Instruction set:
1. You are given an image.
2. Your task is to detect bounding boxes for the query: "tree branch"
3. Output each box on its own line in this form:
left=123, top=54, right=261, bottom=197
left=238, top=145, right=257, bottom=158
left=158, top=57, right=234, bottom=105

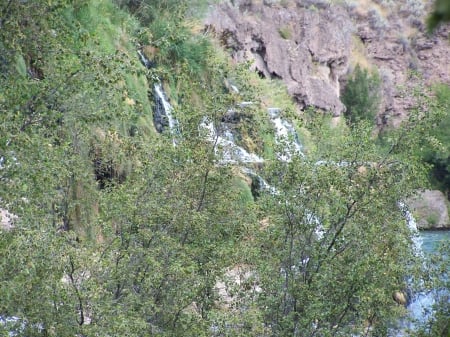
left=68, top=255, right=84, bottom=326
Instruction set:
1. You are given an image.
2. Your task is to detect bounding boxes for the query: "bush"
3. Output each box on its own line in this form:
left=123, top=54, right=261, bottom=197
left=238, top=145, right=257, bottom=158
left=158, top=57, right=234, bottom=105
left=342, top=64, right=381, bottom=125
left=421, top=84, right=450, bottom=197
left=116, top=0, right=212, bottom=76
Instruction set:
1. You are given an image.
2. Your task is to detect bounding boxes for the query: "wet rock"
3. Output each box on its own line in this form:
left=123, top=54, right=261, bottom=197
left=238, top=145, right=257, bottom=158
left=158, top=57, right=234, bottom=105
left=393, top=291, right=408, bottom=306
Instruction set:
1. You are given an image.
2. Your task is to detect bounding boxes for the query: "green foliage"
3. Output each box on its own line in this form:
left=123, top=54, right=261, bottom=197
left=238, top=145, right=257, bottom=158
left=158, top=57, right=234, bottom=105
left=428, top=0, right=450, bottom=32
left=418, top=84, right=450, bottom=195
left=251, top=115, right=430, bottom=336
left=342, top=64, right=381, bottom=125
left=0, top=0, right=439, bottom=336
left=416, top=241, right=450, bottom=337
left=278, top=26, right=292, bottom=39
left=117, top=0, right=213, bottom=77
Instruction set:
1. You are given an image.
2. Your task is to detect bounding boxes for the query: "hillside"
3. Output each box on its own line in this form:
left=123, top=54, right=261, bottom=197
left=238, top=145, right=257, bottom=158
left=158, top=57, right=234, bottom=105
left=0, top=1, right=449, bottom=336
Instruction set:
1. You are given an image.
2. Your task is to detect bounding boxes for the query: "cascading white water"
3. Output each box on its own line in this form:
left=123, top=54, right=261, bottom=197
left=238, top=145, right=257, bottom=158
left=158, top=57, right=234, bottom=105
left=137, top=50, right=434, bottom=333
left=137, top=49, right=180, bottom=144
left=137, top=50, right=153, bottom=69
left=268, top=108, right=304, bottom=161
left=154, top=83, right=178, bottom=134
left=240, top=167, right=279, bottom=195
left=199, top=118, right=264, bottom=164
left=399, top=201, right=423, bottom=256
left=388, top=203, right=438, bottom=336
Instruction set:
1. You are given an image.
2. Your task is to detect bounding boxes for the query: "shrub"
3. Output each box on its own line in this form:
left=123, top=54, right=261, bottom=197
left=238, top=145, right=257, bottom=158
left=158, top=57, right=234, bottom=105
left=342, top=64, right=381, bottom=125
left=421, top=84, right=450, bottom=197
left=278, top=26, right=292, bottom=39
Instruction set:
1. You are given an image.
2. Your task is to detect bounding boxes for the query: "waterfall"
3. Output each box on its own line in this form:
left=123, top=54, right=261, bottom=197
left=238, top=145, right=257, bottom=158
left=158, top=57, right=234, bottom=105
left=137, top=49, right=180, bottom=142
left=398, top=201, right=423, bottom=256
left=241, top=167, right=279, bottom=195
left=199, top=118, right=264, bottom=164
left=268, top=108, right=304, bottom=161
left=390, top=202, right=436, bottom=336
left=137, top=49, right=154, bottom=69
left=153, top=83, right=180, bottom=141
left=137, top=48, right=431, bottom=333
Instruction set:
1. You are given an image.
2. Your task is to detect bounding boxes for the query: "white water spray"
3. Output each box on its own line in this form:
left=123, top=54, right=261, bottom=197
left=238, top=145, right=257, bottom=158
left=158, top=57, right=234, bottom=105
left=268, top=108, right=304, bottom=161
left=199, top=118, right=264, bottom=164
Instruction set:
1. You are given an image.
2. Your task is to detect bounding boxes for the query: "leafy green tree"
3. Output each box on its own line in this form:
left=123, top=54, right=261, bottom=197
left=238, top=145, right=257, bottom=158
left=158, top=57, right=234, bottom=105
left=419, top=84, right=450, bottom=197
left=342, top=65, right=381, bottom=125
left=0, top=1, right=439, bottom=336
left=428, top=0, right=450, bottom=32
left=416, top=241, right=450, bottom=337
left=247, top=114, right=431, bottom=336
left=0, top=1, right=254, bottom=336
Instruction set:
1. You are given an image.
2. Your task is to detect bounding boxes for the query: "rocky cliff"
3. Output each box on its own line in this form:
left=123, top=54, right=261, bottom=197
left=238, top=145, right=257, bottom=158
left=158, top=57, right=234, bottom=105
left=348, top=0, right=450, bottom=127
left=205, top=0, right=450, bottom=126
left=205, top=0, right=352, bottom=116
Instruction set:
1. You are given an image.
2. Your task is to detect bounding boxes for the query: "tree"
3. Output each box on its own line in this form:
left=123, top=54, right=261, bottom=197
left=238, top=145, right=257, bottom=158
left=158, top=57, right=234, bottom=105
left=246, top=114, right=431, bottom=336
left=419, top=84, right=450, bottom=198
left=342, top=65, right=381, bottom=126
left=0, top=0, right=437, bottom=336
left=0, top=1, right=254, bottom=336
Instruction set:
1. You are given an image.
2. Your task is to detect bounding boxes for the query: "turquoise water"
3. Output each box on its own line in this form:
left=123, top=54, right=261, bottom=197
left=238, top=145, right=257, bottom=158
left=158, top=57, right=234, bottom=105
left=419, top=230, right=450, bottom=254
left=396, top=230, right=450, bottom=335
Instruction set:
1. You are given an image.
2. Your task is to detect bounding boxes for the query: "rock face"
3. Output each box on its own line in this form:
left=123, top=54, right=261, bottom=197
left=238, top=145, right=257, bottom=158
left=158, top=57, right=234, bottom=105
left=408, top=190, right=450, bottom=229
left=205, top=1, right=353, bottom=116
left=348, top=1, right=450, bottom=128
left=205, top=1, right=450, bottom=126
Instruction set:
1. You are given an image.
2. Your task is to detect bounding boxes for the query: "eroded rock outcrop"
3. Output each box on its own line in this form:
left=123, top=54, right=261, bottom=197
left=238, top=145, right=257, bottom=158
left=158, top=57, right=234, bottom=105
left=205, top=0, right=450, bottom=126
left=408, top=189, right=450, bottom=229
left=205, top=1, right=353, bottom=116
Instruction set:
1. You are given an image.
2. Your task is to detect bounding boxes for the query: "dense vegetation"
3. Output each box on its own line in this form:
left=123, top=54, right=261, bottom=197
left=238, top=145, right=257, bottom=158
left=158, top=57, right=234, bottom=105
left=342, top=64, right=381, bottom=126
left=0, top=0, right=449, bottom=336
left=421, top=84, right=450, bottom=197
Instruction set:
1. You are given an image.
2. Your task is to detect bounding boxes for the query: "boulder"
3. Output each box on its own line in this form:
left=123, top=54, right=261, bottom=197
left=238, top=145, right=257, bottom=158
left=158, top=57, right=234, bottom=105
left=1, top=208, right=16, bottom=230
left=393, top=291, right=408, bottom=306
left=408, top=190, right=450, bottom=229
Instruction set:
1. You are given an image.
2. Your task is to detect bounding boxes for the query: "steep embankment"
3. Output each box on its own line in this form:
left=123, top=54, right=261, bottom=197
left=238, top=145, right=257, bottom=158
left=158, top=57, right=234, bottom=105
left=1, top=1, right=448, bottom=336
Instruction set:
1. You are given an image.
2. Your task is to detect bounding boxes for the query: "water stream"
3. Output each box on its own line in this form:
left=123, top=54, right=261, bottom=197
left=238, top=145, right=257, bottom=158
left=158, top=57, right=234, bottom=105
left=153, top=83, right=179, bottom=141
left=268, top=107, right=304, bottom=161
left=391, top=230, right=450, bottom=336
left=69, top=50, right=450, bottom=333
left=137, top=49, right=179, bottom=144
left=199, top=118, right=264, bottom=164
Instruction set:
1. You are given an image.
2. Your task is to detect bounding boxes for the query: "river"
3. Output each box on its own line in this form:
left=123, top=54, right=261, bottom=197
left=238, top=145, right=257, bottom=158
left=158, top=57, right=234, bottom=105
left=420, top=230, right=450, bottom=254
left=394, top=230, right=450, bottom=336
